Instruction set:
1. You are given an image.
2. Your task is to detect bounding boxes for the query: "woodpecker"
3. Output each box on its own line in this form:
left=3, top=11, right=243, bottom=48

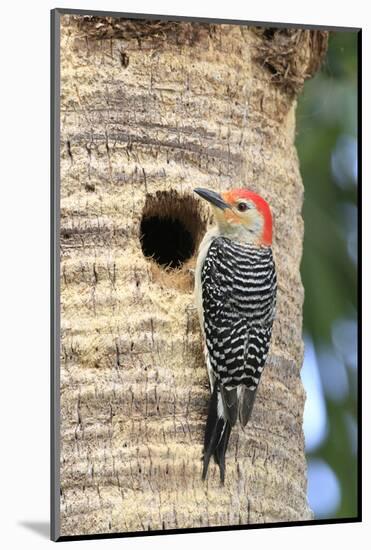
left=194, top=187, right=277, bottom=483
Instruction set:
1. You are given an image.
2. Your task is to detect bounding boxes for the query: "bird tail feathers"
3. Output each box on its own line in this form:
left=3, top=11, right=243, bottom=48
left=238, top=385, right=257, bottom=427
left=202, top=383, right=232, bottom=484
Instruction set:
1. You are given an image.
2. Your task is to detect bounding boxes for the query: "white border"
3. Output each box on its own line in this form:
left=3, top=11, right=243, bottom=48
left=1, top=1, right=367, bottom=548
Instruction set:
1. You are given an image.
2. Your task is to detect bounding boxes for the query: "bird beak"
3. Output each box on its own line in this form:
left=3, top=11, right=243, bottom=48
left=194, top=188, right=230, bottom=210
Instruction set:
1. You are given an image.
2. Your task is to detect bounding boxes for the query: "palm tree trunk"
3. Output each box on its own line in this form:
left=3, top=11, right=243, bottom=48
left=57, top=13, right=327, bottom=537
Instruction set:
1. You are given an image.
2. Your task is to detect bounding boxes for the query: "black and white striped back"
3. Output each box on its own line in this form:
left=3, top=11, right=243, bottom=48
left=201, top=236, right=277, bottom=391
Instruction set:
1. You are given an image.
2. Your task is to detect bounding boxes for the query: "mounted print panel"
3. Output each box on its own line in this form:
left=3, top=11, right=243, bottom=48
left=51, top=8, right=360, bottom=542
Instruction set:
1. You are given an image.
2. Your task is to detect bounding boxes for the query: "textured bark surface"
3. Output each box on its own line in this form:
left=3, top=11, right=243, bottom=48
left=59, top=15, right=327, bottom=537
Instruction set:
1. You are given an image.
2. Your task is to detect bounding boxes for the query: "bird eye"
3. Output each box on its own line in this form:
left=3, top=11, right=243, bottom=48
left=237, top=202, right=248, bottom=212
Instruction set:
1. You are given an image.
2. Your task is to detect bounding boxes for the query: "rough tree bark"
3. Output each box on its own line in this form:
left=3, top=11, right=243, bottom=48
left=58, top=14, right=328, bottom=537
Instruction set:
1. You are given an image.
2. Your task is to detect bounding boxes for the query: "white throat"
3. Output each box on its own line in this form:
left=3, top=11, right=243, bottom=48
left=217, top=221, right=262, bottom=245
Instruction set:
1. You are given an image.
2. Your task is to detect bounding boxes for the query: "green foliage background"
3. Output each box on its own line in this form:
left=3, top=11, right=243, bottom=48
left=296, top=31, right=358, bottom=518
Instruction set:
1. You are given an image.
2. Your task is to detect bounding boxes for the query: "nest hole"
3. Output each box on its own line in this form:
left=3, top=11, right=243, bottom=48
left=140, top=190, right=207, bottom=270
left=141, top=216, right=193, bottom=268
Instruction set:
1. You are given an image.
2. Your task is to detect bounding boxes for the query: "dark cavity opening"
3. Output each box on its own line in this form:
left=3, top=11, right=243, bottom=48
left=139, top=190, right=207, bottom=270
left=140, top=216, right=194, bottom=268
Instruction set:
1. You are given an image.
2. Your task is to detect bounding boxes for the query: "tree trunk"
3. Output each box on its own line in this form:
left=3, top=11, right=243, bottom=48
left=58, top=14, right=327, bottom=537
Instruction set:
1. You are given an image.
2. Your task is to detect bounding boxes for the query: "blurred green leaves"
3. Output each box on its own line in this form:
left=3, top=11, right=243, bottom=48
left=296, top=30, right=358, bottom=519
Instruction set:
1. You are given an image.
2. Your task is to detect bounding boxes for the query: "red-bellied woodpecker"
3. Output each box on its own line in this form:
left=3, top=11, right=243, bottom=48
left=194, top=188, right=277, bottom=483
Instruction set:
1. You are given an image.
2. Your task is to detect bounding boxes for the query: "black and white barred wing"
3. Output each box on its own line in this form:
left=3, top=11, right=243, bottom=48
left=201, top=237, right=277, bottom=425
